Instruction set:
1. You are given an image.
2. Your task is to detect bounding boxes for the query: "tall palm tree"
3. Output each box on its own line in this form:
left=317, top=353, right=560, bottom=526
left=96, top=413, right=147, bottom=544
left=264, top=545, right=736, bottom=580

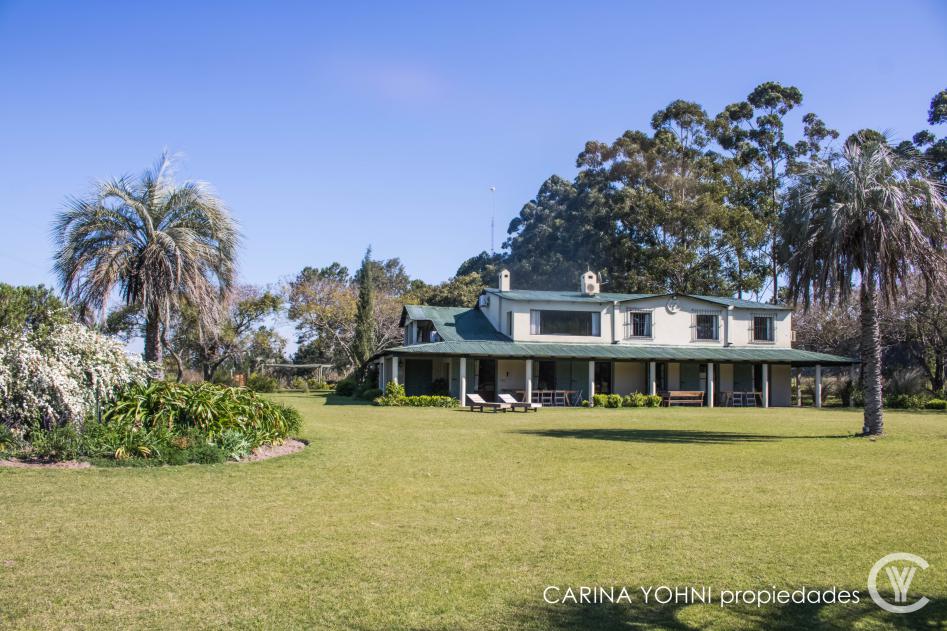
left=785, top=133, right=947, bottom=435
left=53, top=153, right=239, bottom=364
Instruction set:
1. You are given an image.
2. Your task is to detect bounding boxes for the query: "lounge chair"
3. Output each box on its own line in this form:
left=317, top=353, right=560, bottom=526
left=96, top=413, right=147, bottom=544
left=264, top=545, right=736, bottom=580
left=466, top=393, right=510, bottom=413
left=498, top=393, right=542, bottom=412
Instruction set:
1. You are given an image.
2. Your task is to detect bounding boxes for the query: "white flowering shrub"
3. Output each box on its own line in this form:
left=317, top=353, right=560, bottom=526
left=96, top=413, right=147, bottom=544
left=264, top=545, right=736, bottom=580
left=0, top=323, right=151, bottom=431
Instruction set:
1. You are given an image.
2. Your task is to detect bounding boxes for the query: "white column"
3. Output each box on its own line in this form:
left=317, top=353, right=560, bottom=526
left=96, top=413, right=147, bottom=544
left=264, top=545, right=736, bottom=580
left=849, top=364, right=856, bottom=408
left=525, top=359, right=533, bottom=403
left=389, top=356, right=399, bottom=386
left=762, top=363, right=769, bottom=408
left=377, top=360, right=383, bottom=389
left=611, top=301, right=620, bottom=343
left=648, top=361, right=657, bottom=395
left=459, top=357, right=467, bottom=405
left=707, top=362, right=715, bottom=408
left=588, top=360, right=596, bottom=405
left=796, top=367, right=802, bottom=407
left=815, top=364, right=822, bottom=409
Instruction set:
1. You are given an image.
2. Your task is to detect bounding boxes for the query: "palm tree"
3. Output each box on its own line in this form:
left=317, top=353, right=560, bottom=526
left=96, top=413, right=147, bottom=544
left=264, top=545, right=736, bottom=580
left=785, top=133, right=947, bottom=435
left=53, top=152, right=239, bottom=365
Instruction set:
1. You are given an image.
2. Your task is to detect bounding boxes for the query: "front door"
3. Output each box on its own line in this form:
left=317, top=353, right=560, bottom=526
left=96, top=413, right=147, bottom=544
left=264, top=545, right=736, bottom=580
left=476, top=359, right=497, bottom=402
left=404, top=359, right=433, bottom=396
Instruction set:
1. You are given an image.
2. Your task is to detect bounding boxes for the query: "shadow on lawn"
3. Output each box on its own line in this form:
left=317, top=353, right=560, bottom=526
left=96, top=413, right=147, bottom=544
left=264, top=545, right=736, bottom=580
left=512, top=428, right=850, bottom=444
left=513, top=592, right=945, bottom=630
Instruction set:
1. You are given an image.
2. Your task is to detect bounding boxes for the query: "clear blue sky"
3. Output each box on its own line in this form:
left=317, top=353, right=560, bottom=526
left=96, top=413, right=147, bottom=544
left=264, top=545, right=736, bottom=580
left=2, top=0, right=946, bottom=291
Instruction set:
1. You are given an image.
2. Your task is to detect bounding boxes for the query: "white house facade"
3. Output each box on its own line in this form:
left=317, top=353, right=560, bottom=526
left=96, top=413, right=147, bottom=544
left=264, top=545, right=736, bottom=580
left=376, top=270, right=855, bottom=408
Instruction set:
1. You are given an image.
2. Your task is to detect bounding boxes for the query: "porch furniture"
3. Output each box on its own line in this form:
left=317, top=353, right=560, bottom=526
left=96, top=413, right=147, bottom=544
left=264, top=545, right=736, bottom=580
left=498, top=393, right=542, bottom=412
left=661, top=391, right=705, bottom=407
left=466, top=393, right=509, bottom=413
left=514, top=389, right=579, bottom=407
left=720, top=391, right=763, bottom=407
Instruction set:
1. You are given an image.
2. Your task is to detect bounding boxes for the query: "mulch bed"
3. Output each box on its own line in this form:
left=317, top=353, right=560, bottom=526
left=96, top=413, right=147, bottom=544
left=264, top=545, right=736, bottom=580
left=0, top=438, right=307, bottom=469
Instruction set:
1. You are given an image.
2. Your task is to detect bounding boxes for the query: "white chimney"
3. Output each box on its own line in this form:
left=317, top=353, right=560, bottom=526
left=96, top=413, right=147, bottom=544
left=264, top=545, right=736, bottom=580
left=580, top=271, right=600, bottom=295
left=498, top=269, right=511, bottom=292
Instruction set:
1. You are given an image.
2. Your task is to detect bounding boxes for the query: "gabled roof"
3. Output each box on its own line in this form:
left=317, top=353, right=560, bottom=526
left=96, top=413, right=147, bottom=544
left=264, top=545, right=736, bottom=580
left=482, top=288, right=789, bottom=310
left=381, top=340, right=854, bottom=366
left=400, top=305, right=510, bottom=342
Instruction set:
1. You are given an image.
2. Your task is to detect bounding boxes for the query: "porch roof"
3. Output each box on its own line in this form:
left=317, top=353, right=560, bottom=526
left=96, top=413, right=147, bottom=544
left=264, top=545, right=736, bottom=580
left=380, top=340, right=855, bottom=366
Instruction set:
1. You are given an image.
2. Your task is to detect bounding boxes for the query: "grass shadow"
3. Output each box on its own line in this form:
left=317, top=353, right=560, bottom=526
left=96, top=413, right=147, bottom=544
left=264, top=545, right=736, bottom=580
left=512, top=428, right=851, bottom=444
left=513, top=589, right=945, bottom=630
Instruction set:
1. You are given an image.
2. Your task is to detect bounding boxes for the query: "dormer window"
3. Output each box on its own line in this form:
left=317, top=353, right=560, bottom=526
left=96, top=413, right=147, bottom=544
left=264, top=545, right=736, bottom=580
left=694, top=313, right=719, bottom=341
left=624, top=310, right=652, bottom=338
left=530, top=310, right=601, bottom=336
left=752, top=315, right=775, bottom=342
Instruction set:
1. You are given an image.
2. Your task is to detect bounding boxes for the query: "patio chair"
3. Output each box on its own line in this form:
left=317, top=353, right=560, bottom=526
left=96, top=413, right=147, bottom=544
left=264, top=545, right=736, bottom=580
left=466, top=393, right=510, bottom=413
left=498, top=393, right=542, bottom=412
left=553, top=390, right=567, bottom=407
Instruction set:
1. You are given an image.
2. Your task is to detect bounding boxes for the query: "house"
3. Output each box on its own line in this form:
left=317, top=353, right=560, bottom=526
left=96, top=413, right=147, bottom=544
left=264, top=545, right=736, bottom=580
left=375, top=270, right=855, bottom=407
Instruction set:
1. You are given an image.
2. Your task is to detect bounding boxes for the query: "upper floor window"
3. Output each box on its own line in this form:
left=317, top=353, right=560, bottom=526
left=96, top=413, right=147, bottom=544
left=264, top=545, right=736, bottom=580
left=529, top=309, right=601, bottom=336
left=625, top=311, right=652, bottom=338
left=752, top=315, right=774, bottom=342
left=694, top=314, right=719, bottom=341
left=506, top=311, right=514, bottom=336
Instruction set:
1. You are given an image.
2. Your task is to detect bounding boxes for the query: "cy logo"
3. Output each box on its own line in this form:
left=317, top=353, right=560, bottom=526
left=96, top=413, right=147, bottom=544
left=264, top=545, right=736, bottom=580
left=868, top=553, right=930, bottom=614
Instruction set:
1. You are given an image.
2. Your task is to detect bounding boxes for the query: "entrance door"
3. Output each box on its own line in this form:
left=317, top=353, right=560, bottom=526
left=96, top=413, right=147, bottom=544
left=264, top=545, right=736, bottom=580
left=404, top=359, right=433, bottom=396
left=594, top=361, right=612, bottom=395
left=476, top=359, right=497, bottom=401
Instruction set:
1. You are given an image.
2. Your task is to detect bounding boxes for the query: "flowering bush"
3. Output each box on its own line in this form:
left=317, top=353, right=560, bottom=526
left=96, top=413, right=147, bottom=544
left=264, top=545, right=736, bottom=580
left=0, top=323, right=150, bottom=431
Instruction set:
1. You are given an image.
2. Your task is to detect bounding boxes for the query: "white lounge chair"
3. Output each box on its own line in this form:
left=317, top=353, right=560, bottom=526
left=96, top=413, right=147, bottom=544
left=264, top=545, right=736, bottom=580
left=466, top=393, right=510, bottom=413
left=498, top=393, right=542, bottom=412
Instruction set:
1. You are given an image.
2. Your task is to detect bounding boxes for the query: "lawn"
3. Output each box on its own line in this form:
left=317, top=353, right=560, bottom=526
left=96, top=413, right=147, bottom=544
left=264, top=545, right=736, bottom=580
left=1, top=395, right=945, bottom=630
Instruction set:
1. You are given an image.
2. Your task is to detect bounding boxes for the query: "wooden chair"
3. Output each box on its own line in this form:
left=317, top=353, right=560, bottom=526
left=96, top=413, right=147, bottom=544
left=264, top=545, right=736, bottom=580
left=498, top=393, right=542, bottom=412
left=553, top=390, right=567, bottom=407
left=466, top=393, right=509, bottom=413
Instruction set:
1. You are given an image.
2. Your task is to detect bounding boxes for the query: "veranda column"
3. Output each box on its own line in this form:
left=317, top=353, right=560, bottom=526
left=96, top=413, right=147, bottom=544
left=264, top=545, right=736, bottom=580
left=815, top=364, right=822, bottom=409
left=389, top=356, right=399, bottom=387
left=849, top=363, right=856, bottom=408
left=762, top=363, right=769, bottom=408
left=377, top=360, right=383, bottom=389
left=525, top=359, right=533, bottom=404
left=707, top=362, right=715, bottom=408
left=796, top=367, right=802, bottom=407
left=459, top=357, right=467, bottom=405
left=648, top=361, right=657, bottom=396
left=588, top=360, right=596, bottom=406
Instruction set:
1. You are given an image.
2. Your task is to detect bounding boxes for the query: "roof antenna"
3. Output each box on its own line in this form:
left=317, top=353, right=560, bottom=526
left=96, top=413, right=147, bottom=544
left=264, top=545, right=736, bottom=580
left=489, top=186, right=498, bottom=253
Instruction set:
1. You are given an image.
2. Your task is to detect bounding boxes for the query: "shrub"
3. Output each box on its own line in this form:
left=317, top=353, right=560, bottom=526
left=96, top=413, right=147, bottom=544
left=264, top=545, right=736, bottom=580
left=358, top=387, right=382, bottom=401
left=924, top=398, right=947, bottom=410
left=98, top=382, right=301, bottom=461
left=290, top=376, right=309, bottom=392
left=605, top=393, right=622, bottom=408
left=246, top=373, right=278, bottom=393
left=645, top=394, right=662, bottom=407
left=884, top=393, right=929, bottom=410
left=592, top=393, right=609, bottom=408
left=307, top=378, right=328, bottom=391
left=374, top=394, right=457, bottom=408
left=335, top=378, right=358, bottom=397
left=581, top=400, right=590, bottom=407
left=23, top=424, right=85, bottom=461
left=431, top=378, right=450, bottom=396
left=0, top=322, right=150, bottom=432
left=210, top=369, right=236, bottom=387
left=622, top=392, right=647, bottom=408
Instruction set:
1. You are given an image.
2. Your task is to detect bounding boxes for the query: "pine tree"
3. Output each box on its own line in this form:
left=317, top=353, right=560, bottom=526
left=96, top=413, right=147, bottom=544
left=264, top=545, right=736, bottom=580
left=352, top=247, right=375, bottom=381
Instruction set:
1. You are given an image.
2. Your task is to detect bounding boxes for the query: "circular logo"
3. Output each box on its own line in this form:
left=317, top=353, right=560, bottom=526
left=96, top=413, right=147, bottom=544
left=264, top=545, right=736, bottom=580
left=666, top=297, right=680, bottom=314
left=868, top=552, right=930, bottom=614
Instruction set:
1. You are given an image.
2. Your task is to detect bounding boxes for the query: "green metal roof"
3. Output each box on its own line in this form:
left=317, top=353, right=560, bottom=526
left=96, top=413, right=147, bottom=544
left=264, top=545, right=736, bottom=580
left=382, top=340, right=854, bottom=366
left=401, top=305, right=510, bottom=342
left=482, top=288, right=789, bottom=310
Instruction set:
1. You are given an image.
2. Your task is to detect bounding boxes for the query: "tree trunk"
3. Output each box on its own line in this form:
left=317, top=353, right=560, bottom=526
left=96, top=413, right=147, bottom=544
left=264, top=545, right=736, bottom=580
left=860, top=279, right=884, bottom=435
left=144, top=306, right=163, bottom=364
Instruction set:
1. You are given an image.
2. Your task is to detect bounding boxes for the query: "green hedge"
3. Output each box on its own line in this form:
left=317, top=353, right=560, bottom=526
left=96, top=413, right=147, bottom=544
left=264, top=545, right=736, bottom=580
left=590, top=392, right=662, bottom=408
left=373, top=382, right=457, bottom=407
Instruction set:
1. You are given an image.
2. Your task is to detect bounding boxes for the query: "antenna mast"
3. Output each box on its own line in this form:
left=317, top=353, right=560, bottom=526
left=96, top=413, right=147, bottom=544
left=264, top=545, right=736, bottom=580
left=489, top=186, right=496, bottom=253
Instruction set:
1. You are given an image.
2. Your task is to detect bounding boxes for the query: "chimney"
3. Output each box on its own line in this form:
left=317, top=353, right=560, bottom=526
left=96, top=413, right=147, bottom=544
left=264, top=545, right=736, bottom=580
left=580, top=270, right=600, bottom=295
left=498, top=269, right=511, bottom=292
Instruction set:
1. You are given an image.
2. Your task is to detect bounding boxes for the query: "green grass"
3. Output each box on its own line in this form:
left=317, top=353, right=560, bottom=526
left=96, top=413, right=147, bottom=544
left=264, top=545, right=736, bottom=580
left=1, top=394, right=945, bottom=630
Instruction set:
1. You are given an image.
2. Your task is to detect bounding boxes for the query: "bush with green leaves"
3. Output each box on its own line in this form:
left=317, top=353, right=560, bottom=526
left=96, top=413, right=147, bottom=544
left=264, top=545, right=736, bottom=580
left=307, top=378, right=329, bottom=391
left=334, top=378, right=358, bottom=397
left=622, top=392, right=647, bottom=407
left=592, top=393, right=609, bottom=408
left=884, top=393, right=930, bottom=410
left=924, top=398, right=947, bottom=410
left=246, top=373, right=278, bottom=393
left=358, top=387, right=383, bottom=401
left=290, top=376, right=309, bottom=392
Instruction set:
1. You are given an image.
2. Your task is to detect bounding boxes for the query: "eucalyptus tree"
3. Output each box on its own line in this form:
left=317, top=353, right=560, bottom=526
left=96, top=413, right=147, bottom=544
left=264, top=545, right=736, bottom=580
left=785, top=133, right=947, bottom=435
left=714, top=82, right=838, bottom=301
left=53, top=152, right=239, bottom=364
